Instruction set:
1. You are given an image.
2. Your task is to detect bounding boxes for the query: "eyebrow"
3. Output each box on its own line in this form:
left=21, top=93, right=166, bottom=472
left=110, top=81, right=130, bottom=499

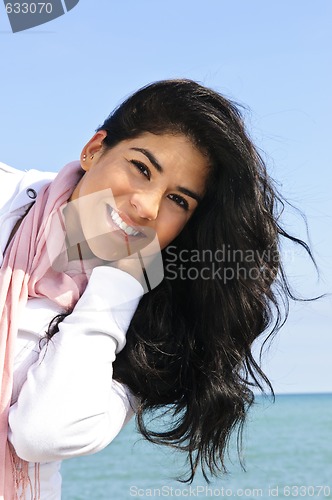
left=177, top=186, right=202, bottom=203
left=130, top=147, right=203, bottom=203
left=130, top=147, right=163, bottom=173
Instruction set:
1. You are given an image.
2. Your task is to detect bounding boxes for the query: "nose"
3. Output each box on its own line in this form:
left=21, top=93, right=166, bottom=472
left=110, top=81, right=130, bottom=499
left=130, top=190, right=162, bottom=221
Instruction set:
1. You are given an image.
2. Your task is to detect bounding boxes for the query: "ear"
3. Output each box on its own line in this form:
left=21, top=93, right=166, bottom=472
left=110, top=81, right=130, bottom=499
left=80, top=130, right=108, bottom=171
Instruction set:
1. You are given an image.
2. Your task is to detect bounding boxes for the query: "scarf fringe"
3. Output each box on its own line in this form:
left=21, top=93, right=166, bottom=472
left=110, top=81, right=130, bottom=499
left=9, top=443, right=40, bottom=500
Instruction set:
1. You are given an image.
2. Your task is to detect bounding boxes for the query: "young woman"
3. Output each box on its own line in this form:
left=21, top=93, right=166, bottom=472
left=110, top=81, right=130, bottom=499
left=0, top=79, right=314, bottom=499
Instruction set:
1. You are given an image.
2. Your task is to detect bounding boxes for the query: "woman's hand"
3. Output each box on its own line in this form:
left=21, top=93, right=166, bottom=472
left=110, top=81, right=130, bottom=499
left=106, top=236, right=164, bottom=294
left=111, top=252, right=148, bottom=286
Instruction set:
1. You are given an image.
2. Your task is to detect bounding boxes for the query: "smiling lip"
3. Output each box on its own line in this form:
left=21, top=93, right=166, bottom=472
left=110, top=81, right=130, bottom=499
left=106, top=205, right=146, bottom=239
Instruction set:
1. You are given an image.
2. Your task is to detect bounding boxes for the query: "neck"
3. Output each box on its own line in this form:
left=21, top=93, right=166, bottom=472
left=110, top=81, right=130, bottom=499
left=62, top=202, right=95, bottom=262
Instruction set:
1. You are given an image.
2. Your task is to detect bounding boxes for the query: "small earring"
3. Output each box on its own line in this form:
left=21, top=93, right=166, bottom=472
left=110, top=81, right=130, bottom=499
left=90, top=154, right=94, bottom=160
left=82, top=154, right=87, bottom=162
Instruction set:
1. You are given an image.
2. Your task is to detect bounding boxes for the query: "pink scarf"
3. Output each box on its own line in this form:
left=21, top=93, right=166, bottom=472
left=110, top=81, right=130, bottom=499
left=0, top=161, right=86, bottom=499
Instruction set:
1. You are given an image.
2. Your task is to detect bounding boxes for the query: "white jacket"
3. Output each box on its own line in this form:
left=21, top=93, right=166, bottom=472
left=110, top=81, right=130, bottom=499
left=0, top=161, right=57, bottom=267
left=0, top=162, right=143, bottom=499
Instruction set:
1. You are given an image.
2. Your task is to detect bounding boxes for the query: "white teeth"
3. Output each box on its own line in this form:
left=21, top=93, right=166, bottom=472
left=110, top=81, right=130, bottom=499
left=109, top=207, right=140, bottom=236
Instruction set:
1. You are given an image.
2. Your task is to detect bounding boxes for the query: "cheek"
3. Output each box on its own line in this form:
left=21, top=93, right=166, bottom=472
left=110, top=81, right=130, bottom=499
left=80, top=163, right=127, bottom=198
left=157, top=216, right=189, bottom=249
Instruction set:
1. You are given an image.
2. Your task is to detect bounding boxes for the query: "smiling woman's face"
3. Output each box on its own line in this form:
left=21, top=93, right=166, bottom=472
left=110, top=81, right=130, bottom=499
left=69, top=130, right=209, bottom=261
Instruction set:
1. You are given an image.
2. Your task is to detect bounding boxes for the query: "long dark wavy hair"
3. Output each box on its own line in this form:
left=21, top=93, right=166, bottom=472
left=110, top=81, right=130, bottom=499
left=48, top=79, right=316, bottom=482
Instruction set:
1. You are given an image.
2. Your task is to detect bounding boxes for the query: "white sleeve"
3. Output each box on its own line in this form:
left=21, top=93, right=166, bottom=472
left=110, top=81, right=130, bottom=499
left=8, top=266, right=144, bottom=463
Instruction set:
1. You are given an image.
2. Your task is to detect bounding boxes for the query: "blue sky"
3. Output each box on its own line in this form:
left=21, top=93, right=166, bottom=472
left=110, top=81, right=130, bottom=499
left=0, top=0, right=331, bottom=394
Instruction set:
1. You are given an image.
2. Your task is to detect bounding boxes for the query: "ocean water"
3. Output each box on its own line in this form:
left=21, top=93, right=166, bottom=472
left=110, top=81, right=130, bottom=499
left=61, top=393, right=332, bottom=499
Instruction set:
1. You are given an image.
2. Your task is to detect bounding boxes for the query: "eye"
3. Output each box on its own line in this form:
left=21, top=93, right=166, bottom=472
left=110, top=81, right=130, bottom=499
left=130, top=160, right=151, bottom=180
left=168, top=193, right=189, bottom=211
